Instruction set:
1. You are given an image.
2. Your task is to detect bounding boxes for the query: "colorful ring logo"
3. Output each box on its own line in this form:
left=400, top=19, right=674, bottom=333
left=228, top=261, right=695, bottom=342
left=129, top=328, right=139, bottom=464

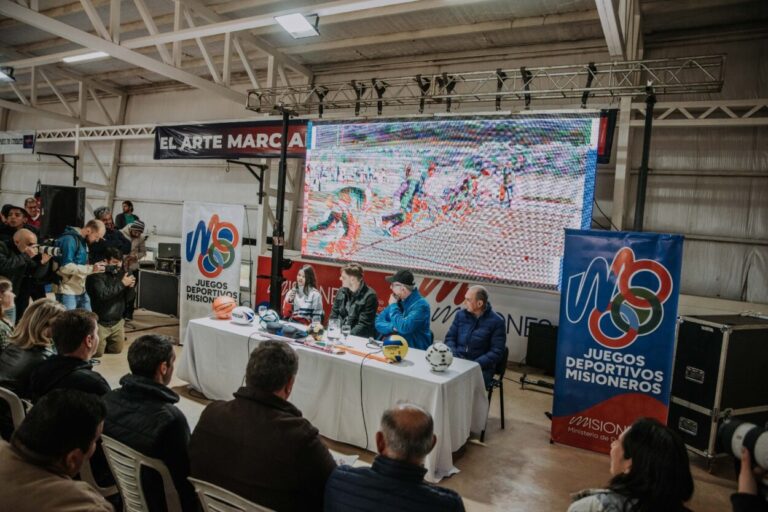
left=198, top=215, right=239, bottom=278
left=589, top=247, right=672, bottom=349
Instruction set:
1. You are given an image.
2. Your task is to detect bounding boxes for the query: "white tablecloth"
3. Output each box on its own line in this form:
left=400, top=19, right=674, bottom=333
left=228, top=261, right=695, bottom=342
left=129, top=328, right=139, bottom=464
left=177, top=317, right=489, bottom=482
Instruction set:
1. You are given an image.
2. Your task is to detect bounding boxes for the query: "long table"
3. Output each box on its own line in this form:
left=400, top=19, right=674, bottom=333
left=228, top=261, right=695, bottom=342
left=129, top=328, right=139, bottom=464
left=177, top=317, right=489, bottom=482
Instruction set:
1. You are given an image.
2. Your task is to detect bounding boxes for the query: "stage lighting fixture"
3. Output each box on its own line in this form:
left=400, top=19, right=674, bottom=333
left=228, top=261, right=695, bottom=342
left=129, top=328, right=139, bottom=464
left=274, top=13, right=319, bottom=39
left=0, top=67, right=15, bottom=83
left=62, top=51, right=109, bottom=63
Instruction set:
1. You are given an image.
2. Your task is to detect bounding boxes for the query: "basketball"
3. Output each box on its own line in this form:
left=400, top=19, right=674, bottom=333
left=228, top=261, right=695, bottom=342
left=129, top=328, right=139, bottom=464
left=212, top=295, right=237, bottom=319
left=382, top=335, right=409, bottom=362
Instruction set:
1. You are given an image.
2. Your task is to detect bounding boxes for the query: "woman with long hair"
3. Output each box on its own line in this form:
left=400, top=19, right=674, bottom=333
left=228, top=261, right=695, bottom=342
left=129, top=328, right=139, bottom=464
left=0, top=277, right=15, bottom=352
left=568, top=417, right=694, bottom=512
left=282, top=264, right=323, bottom=323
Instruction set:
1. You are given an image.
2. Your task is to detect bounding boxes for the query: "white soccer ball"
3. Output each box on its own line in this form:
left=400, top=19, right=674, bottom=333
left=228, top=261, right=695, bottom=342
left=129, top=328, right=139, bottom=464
left=231, top=306, right=255, bottom=325
left=425, top=343, right=454, bottom=372
left=257, top=308, right=280, bottom=327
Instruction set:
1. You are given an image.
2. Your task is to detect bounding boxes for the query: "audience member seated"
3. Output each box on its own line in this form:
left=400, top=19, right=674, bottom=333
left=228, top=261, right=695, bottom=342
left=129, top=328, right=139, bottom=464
left=0, top=388, right=112, bottom=512
left=89, top=207, right=132, bottom=264
left=189, top=340, right=336, bottom=511
left=0, top=298, right=64, bottom=396
left=732, top=447, right=767, bottom=512
left=282, top=264, right=324, bottom=323
left=0, top=277, right=14, bottom=351
left=86, top=247, right=136, bottom=357
left=115, top=200, right=139, bottom=230
left=118, top=220, right=146, bottom=321
left=444, top=285, right=506, bottom=387
left=0, top=229, right=53, bottom=320
left=23, top=197, right=41, bottom=230
left=324, top=403, right=465, bottom=512
left=103, top=334, right=196, bottom=511
left=329, top=263, right=379, bottom=338
left=54, top=220, right=107, bottom=311
left=29, top=309, right=110, bottom=400
left=375, top=269, right=431, bottom=349
left=567, top=417, right=694, bottom=512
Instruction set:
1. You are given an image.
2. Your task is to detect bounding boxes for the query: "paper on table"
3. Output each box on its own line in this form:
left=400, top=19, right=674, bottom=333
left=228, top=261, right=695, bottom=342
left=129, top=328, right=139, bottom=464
left=330, top=450, right=360, bottom=467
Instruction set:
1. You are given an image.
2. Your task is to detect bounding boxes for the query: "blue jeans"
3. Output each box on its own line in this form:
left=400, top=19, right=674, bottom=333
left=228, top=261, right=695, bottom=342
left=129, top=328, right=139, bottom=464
left=56, top=293, right=92, bottom=311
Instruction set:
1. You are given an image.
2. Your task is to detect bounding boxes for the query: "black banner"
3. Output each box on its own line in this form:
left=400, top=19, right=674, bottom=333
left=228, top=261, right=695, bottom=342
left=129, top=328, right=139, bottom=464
left=154, top=120, right=308, bottom=159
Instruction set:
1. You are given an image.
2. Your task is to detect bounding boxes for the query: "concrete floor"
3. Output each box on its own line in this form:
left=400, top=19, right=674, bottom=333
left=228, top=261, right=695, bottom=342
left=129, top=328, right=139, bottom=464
left=95, top=310, right=738, bottom=512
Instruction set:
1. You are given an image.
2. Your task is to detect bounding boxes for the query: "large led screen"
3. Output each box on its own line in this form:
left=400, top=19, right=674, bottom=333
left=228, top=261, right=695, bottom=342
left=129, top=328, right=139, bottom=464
left=301, top=115, right=599, bottom=289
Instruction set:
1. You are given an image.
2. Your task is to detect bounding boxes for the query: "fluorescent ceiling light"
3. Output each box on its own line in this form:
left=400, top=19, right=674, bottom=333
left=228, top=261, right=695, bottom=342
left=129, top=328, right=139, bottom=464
left=274, top=13, right=319, bottom=39
left=62, top=51, right=109, bottom=63
left=0, top=67, right=15, bottom=83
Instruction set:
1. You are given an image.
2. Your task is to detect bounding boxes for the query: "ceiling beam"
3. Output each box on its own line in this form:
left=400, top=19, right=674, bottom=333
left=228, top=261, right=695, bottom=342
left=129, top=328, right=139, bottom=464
left=595, top=0, right=625, bottom=59
left=0, top=0, right=247, bottom=105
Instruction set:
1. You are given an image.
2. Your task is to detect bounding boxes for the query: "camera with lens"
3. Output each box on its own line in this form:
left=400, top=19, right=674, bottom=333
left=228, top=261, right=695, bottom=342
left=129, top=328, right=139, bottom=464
left=105, top=264, right=120, bottom=274
left=718, top=417, right=768, bottom=472
left=38, top=245, right=61, bottom=257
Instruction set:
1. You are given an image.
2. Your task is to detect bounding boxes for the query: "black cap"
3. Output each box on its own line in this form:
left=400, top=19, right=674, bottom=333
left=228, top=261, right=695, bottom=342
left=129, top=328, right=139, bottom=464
left=2, top=204, right=28, bottom=218
left=385, top=269, right=415, bottom=286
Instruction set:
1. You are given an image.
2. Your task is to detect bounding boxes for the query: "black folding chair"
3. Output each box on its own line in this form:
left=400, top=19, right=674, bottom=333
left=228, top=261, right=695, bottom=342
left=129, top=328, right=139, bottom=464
left=480, top=346, right=509, bottom=442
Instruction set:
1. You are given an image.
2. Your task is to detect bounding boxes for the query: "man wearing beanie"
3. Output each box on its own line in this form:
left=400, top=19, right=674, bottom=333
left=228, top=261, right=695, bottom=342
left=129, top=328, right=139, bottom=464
left=120, top=221, right=146, bottom=321
left=375, top=269, right=432, bottom=350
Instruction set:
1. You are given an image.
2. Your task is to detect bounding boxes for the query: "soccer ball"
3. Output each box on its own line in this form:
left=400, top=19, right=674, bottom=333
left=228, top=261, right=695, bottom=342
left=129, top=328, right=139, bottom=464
left=231, top=306, right=255, bottom=325
left=212, top=296, right=237, bottom=319
left=425, top=343, right=454, bottom=372
left=382, top=335, right=409, bottom=363
left=257, top=309, right=280, bottom=328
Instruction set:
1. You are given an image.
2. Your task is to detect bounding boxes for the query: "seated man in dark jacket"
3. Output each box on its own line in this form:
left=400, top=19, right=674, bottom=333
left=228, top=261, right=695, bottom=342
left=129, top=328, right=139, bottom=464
left=329, top=263, right=379, bottom=339
left=189, top=340, right=336, bottom=512
left=28, top=309, right=110, bottom=400
left=444, top=285, right=506, bottom=387
left=103, top=334, right=196, bottom=511
left=325, top=403, right=465, bottom=512
left=86, top=247, right=136, bottom=357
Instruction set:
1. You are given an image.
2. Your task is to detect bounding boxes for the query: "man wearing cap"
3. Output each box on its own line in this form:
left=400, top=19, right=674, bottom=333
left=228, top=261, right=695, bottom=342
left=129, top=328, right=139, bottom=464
left=375, top=269, right=431, bottom=350
left=0, top=205, right=38, bottom=244
left=120, top=221, right=146, bottom=321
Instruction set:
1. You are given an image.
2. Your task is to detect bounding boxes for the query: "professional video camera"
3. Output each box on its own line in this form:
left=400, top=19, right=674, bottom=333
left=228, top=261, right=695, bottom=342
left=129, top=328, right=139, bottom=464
left=719, top=417, right=768, bottom=471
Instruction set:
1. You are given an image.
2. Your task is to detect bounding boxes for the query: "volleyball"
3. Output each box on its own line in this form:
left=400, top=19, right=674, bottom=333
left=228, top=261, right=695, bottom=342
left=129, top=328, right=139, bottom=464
left=231, top=306, right=255, bottom=324
left=425, top=343, right=454, bottom=372
left=212, top=295, right=237, bottom=319
left=382, top=335, right=409, bottom=363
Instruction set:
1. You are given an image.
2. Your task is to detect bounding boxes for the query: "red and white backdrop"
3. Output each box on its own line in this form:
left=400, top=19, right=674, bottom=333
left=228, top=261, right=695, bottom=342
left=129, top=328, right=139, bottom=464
left=254, top=256, right=559, bottom=361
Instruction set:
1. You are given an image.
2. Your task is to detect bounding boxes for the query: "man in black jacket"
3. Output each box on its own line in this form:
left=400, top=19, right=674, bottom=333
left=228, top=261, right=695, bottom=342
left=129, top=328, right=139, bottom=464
left=103, top=334, right=196, bottom=511
left=0, top=229, right=53, bottom=321
left=329, top=264, right=379, bottom=339
left=88, top=207, right=131, bottom=264
left=86, top=247, right=135, bottom=357
left=324, top=403, right=465, bottom=512
left=28, top=309, right=110, bottom=401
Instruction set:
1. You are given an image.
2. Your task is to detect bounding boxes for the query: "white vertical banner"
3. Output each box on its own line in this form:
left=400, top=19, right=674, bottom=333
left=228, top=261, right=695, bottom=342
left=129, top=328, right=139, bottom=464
left=181, top=201, right=244, bottom=341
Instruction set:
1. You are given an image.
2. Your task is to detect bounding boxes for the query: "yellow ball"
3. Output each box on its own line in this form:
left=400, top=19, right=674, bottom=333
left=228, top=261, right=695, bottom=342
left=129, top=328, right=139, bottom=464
left=382, top=335, right=409, bottom=362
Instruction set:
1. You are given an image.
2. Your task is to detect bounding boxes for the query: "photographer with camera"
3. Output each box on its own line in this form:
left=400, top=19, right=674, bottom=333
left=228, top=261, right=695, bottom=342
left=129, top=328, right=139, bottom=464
left=733, top=447, right=768, bottom=511
left=54, top=220, right=107, bottom=311
left=85, top=247, right=136, bottom=357
left=0, top=229, right=54, bottom=321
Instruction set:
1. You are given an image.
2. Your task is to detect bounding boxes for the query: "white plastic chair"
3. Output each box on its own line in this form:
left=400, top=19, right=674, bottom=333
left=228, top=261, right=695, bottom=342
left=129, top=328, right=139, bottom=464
left=0, top=385, right=27, bottom=431
left=101, top=435, right=182, bottom=512
left=80, top=457, right=118, bottom=497
left=188, top=477, right=275, bottom=512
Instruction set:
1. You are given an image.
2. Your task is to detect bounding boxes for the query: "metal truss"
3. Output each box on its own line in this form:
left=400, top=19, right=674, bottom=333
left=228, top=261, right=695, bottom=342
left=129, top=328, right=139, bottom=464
left=629, top=99, right=768, bottom=127
left=246, top=55, right=725, bottom=115
left=36, top=124, right=155, bottom=142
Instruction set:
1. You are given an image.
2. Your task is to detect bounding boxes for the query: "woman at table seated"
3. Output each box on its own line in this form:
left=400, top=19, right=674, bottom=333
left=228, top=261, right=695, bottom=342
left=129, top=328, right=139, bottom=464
left=567, top=417, right=694, bottom=512
left=282, top=264, right=323, bottom=324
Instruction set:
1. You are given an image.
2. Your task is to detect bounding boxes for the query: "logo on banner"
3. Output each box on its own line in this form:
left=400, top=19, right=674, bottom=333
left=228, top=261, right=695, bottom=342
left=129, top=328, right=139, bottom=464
left=185, top=214, right=240, bottom=278
left=566, top=247, right=672, bottom=350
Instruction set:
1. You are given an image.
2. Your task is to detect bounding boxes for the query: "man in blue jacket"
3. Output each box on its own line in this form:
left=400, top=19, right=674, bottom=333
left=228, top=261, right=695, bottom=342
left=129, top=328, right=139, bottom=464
left=324, top=403, right=465, bottom=512
left=54, top=220, right=106, bottom=310
left=375, top=269, right=431, bottom=350
left=444, top=285, right=506, bottom=387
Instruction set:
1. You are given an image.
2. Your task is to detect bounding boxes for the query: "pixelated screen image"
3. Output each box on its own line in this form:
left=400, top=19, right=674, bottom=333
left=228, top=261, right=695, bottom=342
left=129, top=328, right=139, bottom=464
left=301, top=115, right=599, bottom=289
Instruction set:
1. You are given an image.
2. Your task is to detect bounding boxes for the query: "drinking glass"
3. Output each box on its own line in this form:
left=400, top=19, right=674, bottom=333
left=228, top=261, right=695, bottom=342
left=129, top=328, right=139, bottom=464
left=341, top=322, right=352, bottom=343
left=327, top=318, right=341, bottom=342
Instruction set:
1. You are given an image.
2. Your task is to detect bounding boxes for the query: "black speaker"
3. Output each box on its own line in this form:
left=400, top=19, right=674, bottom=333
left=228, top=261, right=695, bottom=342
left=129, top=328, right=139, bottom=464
left=39, top=185, right=86, bottom=239
left=670, top=315, right=768, bottom=457
left=138, top=270, right=179, bottom=316
left=526, top=323, right=558, bottom=375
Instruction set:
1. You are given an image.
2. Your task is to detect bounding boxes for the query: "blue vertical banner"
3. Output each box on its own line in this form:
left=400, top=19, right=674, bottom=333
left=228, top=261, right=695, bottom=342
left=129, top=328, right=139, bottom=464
left=551, top=229, right=684, bottom=453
